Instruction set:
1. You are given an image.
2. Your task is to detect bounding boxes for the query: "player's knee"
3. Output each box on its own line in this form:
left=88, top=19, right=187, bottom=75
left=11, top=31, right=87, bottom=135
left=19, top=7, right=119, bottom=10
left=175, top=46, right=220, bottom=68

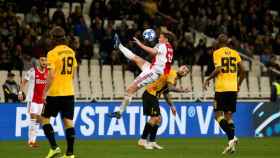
left=156, top=116, right=162, bottom=125
left=63, top=119, right=74, bottom=128
left=215, top=111, right=223, bottom=120
left=126, top=84, right=138, bottom=95
left=149, top=117, right=157, bottom=125
left=224, top=112, right=233, bottom=121
left=41, top=117, right=50, bottom=125
left=150, top=116, right=161, bottom=125
left=36, top=116, right=42, bottom=124
left=133, top=55, right=141, bottom=62
left=30, top=113, right=37, bottom=119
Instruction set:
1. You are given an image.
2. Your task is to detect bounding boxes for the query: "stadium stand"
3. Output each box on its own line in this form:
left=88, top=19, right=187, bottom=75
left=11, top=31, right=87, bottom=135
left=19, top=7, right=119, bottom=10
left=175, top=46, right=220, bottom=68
left=0, top=0, right=279, bottom=101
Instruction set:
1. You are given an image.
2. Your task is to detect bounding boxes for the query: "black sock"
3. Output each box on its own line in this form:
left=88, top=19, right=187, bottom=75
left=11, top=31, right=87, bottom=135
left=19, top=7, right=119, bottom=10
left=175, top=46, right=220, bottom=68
left=227, top=122, right=235, bottom=140
left=65, top=127, right=75, bottom=156
left=141, top=122, right=153, bottom=139
left=218, top=118, right=231, bottom=140
left=42, top=124, right=57, bottom=149
left=149, top=125, right=159, bottom=142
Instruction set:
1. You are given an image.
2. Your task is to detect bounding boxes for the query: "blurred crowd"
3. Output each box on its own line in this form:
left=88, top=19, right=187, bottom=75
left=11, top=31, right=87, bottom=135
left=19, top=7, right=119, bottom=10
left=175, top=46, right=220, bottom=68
left=0, top=0, right=280, bottom=73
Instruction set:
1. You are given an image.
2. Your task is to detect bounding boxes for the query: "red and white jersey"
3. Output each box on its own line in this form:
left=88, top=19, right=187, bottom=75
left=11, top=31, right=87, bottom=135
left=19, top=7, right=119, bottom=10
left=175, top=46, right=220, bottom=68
left=24, top=67, right=48, bottom=104
left=151, top=42, right=173, bottom=74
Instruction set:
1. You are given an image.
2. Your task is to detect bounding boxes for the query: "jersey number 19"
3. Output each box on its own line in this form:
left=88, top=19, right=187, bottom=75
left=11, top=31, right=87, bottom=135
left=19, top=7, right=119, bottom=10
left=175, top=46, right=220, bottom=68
left=61, top=57, right=73, bottom=75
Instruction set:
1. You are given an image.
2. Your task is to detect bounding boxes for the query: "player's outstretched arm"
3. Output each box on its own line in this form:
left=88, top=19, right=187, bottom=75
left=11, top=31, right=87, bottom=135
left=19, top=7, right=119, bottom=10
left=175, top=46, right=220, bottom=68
left=133, top=37, right=157, bottom=57
left=237, top=61, right=245, bottom=91
left=18, top=79, right=28, bottom=101
left=163, top=91, right=176, bottom=116
left=167, top=83, right=190, bottom=93
left=203, top=66, right=222, bottom=90
left=42, top=69, right=55, bottom=102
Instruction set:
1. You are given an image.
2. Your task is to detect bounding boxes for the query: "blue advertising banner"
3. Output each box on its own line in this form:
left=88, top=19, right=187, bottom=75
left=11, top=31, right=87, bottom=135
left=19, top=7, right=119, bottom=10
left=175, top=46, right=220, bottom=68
left=0, top=102, right=257, bottom=140
left=253, top=102, right=280, bottom=137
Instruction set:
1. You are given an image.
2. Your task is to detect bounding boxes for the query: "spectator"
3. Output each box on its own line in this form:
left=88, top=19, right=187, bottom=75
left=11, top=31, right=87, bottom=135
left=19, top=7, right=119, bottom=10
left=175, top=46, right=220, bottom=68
left=25, top=6, right=40, bottom=24
left=0, top=0, right=280, bottom=71
left=52, top=2, right=66, bottom=29
left=273, top=34, right=280, bottom=55
left=2, top=72, right=20, bottom=103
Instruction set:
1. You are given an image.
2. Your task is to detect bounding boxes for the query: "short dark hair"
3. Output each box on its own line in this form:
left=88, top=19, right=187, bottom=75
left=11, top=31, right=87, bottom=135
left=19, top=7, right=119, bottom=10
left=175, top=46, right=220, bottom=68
left=217, top=33, right=228, bottom=45
left=50, top=26, right=66, bottom=45
left=161, top=31, right=176, bottom=42
left=50, top=26, right=65, bottom=38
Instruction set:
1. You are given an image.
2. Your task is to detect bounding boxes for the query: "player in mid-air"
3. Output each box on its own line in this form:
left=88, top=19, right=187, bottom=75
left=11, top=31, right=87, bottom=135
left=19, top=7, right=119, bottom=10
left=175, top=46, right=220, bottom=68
left=109, top=30, right=175, bottom=118
left=138, top=65, right=190, bottom=150
left=203, top=34, right=245, bottom=154
left=41, top=26, right=78, bottom=158
left=18, top=55, right=48, bottom=148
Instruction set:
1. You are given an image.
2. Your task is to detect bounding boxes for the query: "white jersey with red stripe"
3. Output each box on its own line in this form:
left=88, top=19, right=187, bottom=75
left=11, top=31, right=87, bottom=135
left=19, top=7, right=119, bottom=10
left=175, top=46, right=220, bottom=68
left=151, top=42, right=173, bottom=74
left=24, top=67, right=48, bottom=104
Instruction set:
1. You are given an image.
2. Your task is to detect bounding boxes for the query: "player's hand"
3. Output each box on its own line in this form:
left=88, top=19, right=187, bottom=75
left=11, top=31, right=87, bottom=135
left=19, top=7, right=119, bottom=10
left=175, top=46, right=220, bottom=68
left=170, top=105, right=176, bottom=116
left=203, top=80, right=210, bottom=90
left=18, top=92, right=24, bottom=101
left=133, top=37, right=141, bottom=45
left=237, top=84, right=241, bottom=92
left=42, top=93, right=47, bottom=104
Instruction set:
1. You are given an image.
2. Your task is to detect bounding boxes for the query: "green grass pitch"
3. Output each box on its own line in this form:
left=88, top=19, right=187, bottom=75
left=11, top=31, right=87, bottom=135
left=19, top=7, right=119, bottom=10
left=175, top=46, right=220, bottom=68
left=1, top=138, right=279, bottom=158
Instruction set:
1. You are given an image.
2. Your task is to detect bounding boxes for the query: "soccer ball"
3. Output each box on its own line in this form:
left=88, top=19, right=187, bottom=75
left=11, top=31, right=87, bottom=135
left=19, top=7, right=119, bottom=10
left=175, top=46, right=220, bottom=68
left=143, top=29, right=156, bottom=42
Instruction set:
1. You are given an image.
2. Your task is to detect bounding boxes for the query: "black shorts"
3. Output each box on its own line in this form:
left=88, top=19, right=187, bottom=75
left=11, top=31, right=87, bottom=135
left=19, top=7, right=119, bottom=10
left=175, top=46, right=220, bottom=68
left=214, top=92, right=237, bottom=113
left=42, top=96, right=75, bottom=120
left=142, top=91, right=161, bottom=116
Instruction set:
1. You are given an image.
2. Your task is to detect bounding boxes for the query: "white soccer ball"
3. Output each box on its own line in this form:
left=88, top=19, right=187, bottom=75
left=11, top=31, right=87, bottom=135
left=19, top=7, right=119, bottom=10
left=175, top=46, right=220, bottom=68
left=143, top=29, right=156, bottom=42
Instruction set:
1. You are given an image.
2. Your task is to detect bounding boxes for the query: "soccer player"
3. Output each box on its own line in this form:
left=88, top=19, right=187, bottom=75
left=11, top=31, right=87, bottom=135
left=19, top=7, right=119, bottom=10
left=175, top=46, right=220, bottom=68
left=109, top=32, right=174, bottom=118
left=41, top=26, right=78, bottom=158
left=138, top=65, right=190, bottom=150
left=203, top=34, right=245, bottom=154
left=18, top=56, right=48, bottom=148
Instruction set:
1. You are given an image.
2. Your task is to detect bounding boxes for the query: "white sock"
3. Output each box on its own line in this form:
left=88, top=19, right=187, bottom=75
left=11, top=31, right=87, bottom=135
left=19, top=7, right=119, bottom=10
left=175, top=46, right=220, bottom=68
left=119, top=95, right=132, bottom=113
left=119, top=43, right=136, bottom=60
left=32, top=123, right=40, bottom=142
left=28, top=119, right=37, bottom=143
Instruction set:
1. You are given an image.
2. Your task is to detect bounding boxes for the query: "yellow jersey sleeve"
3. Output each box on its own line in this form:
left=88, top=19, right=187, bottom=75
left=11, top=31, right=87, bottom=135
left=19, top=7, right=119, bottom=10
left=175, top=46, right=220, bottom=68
left=213, top=50, right=222, bottom=68
left=236, top=52, right=242, bottom=63
left=166, top=70, right=177, bottom=85
left=47, top=51, right=56, bottom=70
left=73, top=54, right=78, bottom=68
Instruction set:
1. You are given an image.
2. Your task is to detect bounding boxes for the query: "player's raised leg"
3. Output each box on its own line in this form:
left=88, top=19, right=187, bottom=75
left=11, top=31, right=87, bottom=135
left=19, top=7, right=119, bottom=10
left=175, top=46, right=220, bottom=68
left=109, top=69, right=160, bottom=118
left=114, top=33, right=149, bottom=71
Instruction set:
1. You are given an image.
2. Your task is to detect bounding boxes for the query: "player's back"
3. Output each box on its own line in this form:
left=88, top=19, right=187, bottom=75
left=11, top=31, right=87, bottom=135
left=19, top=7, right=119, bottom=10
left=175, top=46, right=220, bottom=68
left=152, top=42, right=173, bottom=74
left=47, top=45, right=77, bottom=96
left=146, top=69, right=177, bottom=97
left=213, top=47, right=241, bottom=92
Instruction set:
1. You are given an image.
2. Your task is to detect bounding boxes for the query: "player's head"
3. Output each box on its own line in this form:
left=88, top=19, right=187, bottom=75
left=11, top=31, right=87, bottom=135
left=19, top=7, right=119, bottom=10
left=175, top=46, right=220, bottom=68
left=159, top=32, right=173, bottom=43
left=7, top=72, right=15, bottom=81
left=50, top=26, right=66, bottom=45
left=38, top=56, right=47, bottom=68
left=217, top=33, right=228, bottom=46
left=177, top=65, right=189, bottom=77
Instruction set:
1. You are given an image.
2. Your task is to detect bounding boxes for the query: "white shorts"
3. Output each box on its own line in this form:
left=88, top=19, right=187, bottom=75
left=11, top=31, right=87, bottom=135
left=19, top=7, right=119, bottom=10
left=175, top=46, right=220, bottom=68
left=134, top=62, right=160, bottom=88
left=27, top=102, right=44, bottom=115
